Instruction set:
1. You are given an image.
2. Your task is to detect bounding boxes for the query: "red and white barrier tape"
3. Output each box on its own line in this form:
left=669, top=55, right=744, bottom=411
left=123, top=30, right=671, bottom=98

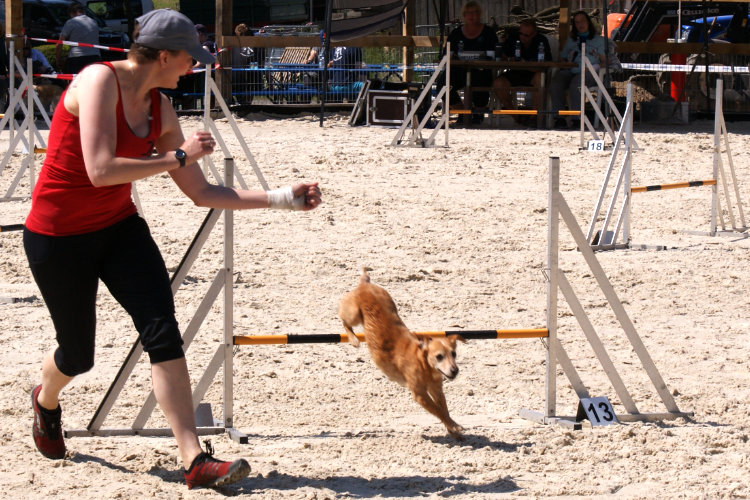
left=621, top=62, right=750, bottom=73
left=33, top=66, right=217, bottom=81
left=28, top=37, right=128, bottom=53
left=29, top=37, right=230, bottom=57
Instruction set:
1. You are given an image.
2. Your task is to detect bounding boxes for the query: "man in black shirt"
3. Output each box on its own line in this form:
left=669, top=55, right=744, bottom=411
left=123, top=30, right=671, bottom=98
left=493, top=18, right=551, bottom=114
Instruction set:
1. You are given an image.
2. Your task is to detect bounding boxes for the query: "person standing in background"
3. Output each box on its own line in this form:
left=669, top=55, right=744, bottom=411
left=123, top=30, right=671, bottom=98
left=193, top=24, right=216, bottom=67
left=56, top=2, right=101, bottom=75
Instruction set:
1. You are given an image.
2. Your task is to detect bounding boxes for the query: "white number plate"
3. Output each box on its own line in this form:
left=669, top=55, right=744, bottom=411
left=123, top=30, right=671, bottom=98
left=579, top=396, right=618, bottom=426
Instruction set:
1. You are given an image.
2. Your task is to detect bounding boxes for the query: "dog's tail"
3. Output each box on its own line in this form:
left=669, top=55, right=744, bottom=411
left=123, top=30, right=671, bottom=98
left=360, top=267, right=370, bottom=284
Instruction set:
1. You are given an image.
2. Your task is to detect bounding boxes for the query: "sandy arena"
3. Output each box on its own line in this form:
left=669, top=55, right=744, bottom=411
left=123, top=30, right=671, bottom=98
left=0, top=112, right=749, bottom=498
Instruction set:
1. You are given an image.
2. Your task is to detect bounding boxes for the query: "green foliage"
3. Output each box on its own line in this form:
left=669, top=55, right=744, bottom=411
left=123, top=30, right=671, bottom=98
left=153, top=0, right=179, bottom=10
left=37, top=44, right=68, bottom=70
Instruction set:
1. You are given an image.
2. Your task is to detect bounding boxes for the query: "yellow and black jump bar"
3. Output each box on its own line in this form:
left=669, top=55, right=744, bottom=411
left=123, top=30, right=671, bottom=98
left=450, top=109, right=580, bottom=116
left=0, top=224, right=24, bottom=232
left=630, top=179, right=716, bottom=193
left=234, top=328, right=548, bottom=345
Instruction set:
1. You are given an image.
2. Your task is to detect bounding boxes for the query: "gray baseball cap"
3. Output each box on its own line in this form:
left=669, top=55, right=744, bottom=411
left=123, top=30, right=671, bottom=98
left=135, top=9, right=215, bottom=64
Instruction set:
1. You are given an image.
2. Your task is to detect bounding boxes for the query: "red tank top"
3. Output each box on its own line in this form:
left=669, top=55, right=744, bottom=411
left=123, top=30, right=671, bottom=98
left=25, top=61, right=162, bottom=236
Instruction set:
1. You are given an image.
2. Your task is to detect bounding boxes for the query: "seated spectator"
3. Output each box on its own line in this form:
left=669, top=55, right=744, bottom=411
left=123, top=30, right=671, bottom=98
left=303, top=33, right=363, bottom=99
left=549, top=10, right=606, bottom=129
left=232, top=23, right=263, bottom=102
left=328, top=46, right=363, bottom=97
left=234, top=22, right=262, bottom=66
left=24, top=43, right=56, bottom=76
left=18, top=42, right=63, bottom=116
left=303, top=31, right=326, bottom=87
left=441, top=0, right=499, bottom=124
left=492, top=18, right=551, bottom=117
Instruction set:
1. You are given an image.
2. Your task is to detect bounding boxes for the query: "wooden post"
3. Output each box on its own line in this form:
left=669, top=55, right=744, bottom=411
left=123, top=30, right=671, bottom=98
left=216, top=0, right=233, bottom=103
left=402, top=0, right=415, bottom=83
left=5, top=0, right=22, bottom=60
left=558, top=0, right=571, bottom=51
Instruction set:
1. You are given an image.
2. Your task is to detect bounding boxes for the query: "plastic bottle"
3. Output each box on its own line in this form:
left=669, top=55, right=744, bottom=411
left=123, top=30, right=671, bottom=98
left=514, top=40, right=521, bottom=60
left=537, top=42, right=545, bottom=62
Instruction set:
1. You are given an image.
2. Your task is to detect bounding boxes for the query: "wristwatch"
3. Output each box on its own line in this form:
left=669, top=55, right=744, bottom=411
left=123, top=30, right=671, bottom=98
left=174, top=148, right=187, bottom=168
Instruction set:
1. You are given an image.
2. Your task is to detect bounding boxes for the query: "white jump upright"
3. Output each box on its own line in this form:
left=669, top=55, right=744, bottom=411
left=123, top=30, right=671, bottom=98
left=0, top=37, right=51, bottom=202
left=710, top=78, right=747, bottom=235
left=585, top=82, right=637, bottom=250
left=586, top=78, right=746, bottom=251
left=391, top=47, right=450, bottom=148
left=519, top=157, right=691, bottom=427
left=198, top=67, right=265, bottom=190
left=577, top=44, right=639, bottom=151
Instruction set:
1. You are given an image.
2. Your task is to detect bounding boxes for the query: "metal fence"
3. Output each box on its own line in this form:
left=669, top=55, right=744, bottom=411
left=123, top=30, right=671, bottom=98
left=171, top=23, right=444, bottom=109
left=168, top=63, right=437, bottom=109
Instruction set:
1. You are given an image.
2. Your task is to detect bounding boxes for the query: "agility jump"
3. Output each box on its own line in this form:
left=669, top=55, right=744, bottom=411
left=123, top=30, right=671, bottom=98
left=53, top=65, right=689, bottom=440
left=587, top=78, right=747, bottom=250
left=73, top=152, right=688, bottom=440
left=630, top=179, right=716, bottom=193
left=391, top=49, right=450, bottom=148
left=234, top=329, right=548, bottom=345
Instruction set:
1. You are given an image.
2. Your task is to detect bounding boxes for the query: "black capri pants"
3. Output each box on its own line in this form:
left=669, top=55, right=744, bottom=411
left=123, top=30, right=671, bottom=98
left=24, top=214, right=184, bottom=377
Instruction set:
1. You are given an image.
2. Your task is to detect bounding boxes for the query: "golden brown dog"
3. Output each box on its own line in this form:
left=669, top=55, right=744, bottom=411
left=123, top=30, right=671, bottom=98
left=34, top=83, right=63, bottom=115
left=338, top=268, right=466, bottom=438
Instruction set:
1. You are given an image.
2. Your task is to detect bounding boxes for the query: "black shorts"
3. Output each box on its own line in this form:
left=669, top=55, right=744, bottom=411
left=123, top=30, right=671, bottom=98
left=24, top=214, right=184, bottom=376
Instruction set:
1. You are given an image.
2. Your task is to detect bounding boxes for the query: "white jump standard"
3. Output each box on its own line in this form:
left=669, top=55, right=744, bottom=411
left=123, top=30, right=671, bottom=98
left=586, top=78, right=747, bottom=251
left=519, top=157, right=691, bottom=427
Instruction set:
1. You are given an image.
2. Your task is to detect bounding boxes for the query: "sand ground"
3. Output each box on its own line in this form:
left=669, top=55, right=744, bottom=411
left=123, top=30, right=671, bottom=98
left=0, top=112, right=748, bottom=498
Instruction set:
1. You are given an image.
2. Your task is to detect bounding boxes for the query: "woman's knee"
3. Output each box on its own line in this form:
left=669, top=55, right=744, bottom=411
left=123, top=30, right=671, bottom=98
left=139, top=316, right=185, bottom=364
left=54, top=346, right=94, bottom=376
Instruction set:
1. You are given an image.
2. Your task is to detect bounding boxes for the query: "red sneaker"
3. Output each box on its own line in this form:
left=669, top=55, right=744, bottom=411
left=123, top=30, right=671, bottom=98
left=31, top=385, right=66, bottom=459
left=184, top=451, right=250, bottom=489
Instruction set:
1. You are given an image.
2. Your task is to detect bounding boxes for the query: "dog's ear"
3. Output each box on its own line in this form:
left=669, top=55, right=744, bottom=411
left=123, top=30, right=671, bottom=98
left=448, top=334, right=467, bottom=344
left=417, top=336, right=432, bottom=349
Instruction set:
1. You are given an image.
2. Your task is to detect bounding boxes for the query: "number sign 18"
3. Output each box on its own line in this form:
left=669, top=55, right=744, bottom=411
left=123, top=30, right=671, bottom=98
left=587, top=139, right=605, bottom=152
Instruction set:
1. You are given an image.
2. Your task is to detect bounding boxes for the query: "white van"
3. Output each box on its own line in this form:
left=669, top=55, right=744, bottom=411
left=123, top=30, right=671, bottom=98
left=85, top=0, right=153, bottom=34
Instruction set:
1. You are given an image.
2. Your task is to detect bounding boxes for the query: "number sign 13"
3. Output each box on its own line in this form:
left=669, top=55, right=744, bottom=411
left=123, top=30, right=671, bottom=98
left=578, top=396, right=619, bottom=426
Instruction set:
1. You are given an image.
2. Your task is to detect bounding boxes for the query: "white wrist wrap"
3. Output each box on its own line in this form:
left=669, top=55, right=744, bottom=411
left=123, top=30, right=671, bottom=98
left=267, top=186, right=305, bottom=211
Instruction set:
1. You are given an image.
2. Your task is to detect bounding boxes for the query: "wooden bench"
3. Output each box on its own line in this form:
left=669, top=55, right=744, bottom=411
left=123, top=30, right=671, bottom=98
left=268, top=47, right=313, bottom=103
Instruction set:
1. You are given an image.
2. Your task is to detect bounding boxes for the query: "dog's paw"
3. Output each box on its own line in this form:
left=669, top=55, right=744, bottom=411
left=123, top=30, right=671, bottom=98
left=346, top=333, right=361, bottom=347
left=447, top=423, right=465, bottom=439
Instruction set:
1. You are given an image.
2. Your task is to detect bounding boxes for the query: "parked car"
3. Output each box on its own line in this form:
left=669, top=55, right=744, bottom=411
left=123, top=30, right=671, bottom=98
left=612, top=0, right=745, bottom=44
left=681, top=12, right=750, bottom=43
left=84, top=0, right=153, bottom=35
